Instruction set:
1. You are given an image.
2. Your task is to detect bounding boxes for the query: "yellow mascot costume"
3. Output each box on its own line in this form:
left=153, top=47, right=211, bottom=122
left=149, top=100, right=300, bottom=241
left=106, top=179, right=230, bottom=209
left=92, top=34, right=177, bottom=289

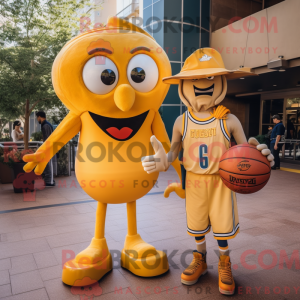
left=142, top=48, right=274, bottom=295
left=23, top=17, right=181, bottom=286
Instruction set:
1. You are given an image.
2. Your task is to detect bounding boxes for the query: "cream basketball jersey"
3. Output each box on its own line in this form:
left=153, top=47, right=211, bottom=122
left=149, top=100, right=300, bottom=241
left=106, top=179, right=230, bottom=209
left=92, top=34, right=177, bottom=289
left=182, top=107, right=231, bottom=175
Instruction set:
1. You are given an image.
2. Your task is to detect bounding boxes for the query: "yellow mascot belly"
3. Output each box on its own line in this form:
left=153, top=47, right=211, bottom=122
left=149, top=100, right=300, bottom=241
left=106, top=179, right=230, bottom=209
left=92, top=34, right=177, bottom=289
left=75, top=110, right=159, bottom=204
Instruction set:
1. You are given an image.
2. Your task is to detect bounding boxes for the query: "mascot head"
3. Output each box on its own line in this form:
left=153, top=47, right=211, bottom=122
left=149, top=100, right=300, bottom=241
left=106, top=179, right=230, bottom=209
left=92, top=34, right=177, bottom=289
left=52, top=17, right=172, bottom=118
left=163, top=48, right=255, bottom=112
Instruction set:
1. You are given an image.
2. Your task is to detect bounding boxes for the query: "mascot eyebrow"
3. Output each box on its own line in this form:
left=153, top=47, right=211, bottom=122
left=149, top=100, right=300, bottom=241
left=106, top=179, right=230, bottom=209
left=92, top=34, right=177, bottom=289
left=88, top=48, right=113, bottom=55
left=130, top=46, right=151, bottom=54
left=87, top=38, right=114, bottom=55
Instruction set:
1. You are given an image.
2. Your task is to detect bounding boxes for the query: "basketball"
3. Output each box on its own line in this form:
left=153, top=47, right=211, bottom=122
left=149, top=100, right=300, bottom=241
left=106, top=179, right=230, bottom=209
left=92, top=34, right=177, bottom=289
left=219, top=143, right=271, bottom=194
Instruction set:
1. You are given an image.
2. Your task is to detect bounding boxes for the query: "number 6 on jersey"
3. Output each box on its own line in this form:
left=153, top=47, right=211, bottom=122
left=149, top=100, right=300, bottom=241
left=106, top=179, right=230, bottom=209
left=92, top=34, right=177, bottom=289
left=199, top=144, right=209, bottom=169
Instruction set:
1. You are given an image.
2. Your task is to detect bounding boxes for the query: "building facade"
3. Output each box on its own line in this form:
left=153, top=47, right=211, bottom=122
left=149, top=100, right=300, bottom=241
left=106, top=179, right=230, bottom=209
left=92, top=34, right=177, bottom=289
left=211, top=0, right=300, bottom=163
left=81, top=0, right=300, bottom=163
left=142, top=0, right=211, bottom=137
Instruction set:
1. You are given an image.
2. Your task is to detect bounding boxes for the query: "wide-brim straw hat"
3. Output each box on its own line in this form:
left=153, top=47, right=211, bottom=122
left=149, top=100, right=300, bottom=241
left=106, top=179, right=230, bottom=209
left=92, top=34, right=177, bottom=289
left=163, top=48, right=256, bottom=84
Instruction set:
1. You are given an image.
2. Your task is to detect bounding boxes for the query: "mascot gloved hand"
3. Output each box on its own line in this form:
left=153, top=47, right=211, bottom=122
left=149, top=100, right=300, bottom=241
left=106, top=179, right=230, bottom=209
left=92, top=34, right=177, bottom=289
left=248, top=137, right=275, bottom=167
left=142, top=135, right=186, bottom=199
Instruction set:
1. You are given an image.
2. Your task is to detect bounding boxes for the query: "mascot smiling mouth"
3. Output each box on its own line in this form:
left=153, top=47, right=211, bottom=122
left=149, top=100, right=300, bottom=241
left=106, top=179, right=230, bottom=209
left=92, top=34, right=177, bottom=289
left=194, top=84, right=214, bottom=97
left=89, top=111, right=149, bottom=141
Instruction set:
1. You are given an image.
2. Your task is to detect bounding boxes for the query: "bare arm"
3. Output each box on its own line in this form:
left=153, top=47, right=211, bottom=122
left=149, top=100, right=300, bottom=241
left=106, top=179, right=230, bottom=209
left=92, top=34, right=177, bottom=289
left=142, top=114, right=183, bottom=174
left=274, top=135, right=281, bottom=150
left=151, top=112, right=182, bottom=177
left=142, top=113, right=185, bottom=199
left=226, top=114, right=247, bottom=144
left=226, top=113, right=275, bottom=165
left=166, top=115, right=183, bottom=169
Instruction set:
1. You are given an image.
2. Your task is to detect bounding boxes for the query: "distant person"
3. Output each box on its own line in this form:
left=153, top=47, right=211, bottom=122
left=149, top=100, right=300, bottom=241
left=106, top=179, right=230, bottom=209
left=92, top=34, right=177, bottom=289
left=36, top=111, right=55, bottom=186
left=11, top=121, right=24, bottom=142
left=270, top=115, right=285, bottom=170
left=264, top=126, right=273, bottom=149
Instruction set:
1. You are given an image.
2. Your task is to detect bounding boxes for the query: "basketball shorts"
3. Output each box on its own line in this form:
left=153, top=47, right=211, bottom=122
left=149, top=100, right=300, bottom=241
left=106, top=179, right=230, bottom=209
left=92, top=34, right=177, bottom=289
left=185, top=171, right=239, bottom=240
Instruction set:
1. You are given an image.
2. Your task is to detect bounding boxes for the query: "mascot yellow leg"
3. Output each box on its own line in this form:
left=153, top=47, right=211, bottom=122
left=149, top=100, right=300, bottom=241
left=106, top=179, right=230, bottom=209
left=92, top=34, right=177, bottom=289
left=121, top=201, right=169, bottom=277
left=62, top=202, right=112, bottom=286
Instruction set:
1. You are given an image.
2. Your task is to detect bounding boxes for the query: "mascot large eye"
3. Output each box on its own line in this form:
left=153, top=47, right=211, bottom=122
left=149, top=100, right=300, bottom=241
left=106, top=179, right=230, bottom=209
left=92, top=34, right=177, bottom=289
left=206, top=76, right=214, bottom=81
left=127, top=54, right=159, bottom=93
left=82, top=56, right=119, bottom=95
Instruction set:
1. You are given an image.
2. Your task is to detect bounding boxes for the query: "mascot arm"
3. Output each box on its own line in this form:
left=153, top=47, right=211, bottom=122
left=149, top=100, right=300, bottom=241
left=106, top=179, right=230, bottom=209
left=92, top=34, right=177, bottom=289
left=23, top=111, right=82, bottom=175
left=226, top=114, right=247, bottom=144
left=226, top=114, right=274, bottom=166
left=151, top=112, right=181, bottom=178
left=145, top=113, right=185, bottom=199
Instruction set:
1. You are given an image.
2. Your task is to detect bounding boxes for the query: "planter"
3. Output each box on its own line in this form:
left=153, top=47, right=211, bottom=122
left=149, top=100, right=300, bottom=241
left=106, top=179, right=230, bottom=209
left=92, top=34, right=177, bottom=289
left=0, top=162, right=14, bottom=184
left=12, top=163, right=45, bottom=198
left=12, top=163, right=27, bottom=193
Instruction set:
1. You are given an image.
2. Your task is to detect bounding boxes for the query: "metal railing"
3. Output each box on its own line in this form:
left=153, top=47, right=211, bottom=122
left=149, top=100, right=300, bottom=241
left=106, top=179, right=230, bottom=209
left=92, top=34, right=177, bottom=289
left=116, top=0, right=139, bottom=18
left=0, top=141, right=74, bottom=176
left=0, top=141, right=43, bottom=150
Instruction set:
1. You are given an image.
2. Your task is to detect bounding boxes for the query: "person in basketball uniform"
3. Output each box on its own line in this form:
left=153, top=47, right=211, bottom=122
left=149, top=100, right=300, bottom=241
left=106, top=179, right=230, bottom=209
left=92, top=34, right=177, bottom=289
left=142, top=48, right=274, bottom=295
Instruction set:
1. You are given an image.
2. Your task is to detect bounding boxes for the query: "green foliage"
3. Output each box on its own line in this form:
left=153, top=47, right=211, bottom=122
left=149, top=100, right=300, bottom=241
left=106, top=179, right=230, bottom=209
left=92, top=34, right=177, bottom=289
left=255, top=135, right=266, bottom=144
left=0, top=0, right=102, bottom=143
left=57, top=143, right=69, bottom=176
left=31, top=131, right=43, bottom=141
left=0, top=128, right=12, bottom=141
left=48, top=106, right=70, bottom=125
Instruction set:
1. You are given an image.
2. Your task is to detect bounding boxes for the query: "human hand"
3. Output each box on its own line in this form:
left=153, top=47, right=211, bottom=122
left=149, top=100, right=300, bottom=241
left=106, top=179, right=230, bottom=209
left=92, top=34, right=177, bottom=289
left=141, top=135, right=169, bottom=174
left=248, top=137, right=275, bottom=167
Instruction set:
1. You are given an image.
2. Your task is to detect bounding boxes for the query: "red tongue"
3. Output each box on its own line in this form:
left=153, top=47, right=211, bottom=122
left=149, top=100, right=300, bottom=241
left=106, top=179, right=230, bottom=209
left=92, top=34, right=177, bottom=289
left=106, top=127, right=133, bottom=140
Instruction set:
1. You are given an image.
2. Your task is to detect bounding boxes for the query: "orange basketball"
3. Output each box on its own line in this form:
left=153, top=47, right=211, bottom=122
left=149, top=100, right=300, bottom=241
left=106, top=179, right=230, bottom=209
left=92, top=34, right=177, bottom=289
left=219, top=144, right=271, bottom=194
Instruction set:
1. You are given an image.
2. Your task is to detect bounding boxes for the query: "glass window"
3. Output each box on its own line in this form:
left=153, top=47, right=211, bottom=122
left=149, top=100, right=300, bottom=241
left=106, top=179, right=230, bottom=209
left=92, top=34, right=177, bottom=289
left=143, top=5, right=153, bottom=27
left=164, top=0, right=182, bottom=22
left=163, top=63, right=181, bottom=105
left=183, top=0, right=200, bottom=26
left=153, top=0, right=164, bottom=22
left=159, top=106, right=181, bottom=139
left=143, top=25, right=153, bottom=36
left=286, top=98, right=300, bottom=139
left=183, top=24, right=200, bottom=61
left=153, top=21, right=164, bottom=47
left=262, top=100, right=271, bottom=125
left=201, top=29, right=210, bottom=48
left=144, top=0, right=152, bottom=8
left=262, top=99, right=284, bottom=130
left=201, top=0, right=210, bottom=30
left=163, top=21, right=181, bottom=61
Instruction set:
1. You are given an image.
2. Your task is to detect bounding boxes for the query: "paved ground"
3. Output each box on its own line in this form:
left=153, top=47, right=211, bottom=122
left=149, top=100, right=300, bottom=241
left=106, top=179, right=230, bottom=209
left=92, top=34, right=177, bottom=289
left=0, top=167, right=300, bottom=300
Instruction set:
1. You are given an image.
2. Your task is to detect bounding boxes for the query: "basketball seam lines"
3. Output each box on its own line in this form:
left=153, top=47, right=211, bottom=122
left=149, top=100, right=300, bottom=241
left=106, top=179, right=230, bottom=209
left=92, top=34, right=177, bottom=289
left=219, top=169, right=271, bottom=176
left=220, top=157, right=271, bottom=169
left=221, top=177, right=270, bottom=188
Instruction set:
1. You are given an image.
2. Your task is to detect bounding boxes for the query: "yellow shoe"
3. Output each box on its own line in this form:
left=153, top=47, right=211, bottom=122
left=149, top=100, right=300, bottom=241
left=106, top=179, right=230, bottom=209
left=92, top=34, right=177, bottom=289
left=181, top=251, right=207, bottom=285
left=218, top=255, right=235, bottom=295
left=62, top=237, right=112, bottom=286
left=121, top=234, right=169, bottom=277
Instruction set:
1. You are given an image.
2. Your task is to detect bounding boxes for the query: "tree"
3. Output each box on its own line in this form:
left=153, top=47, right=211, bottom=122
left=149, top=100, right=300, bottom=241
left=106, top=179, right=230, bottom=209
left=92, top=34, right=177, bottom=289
left=0, top=110, right=15, bottom=139
left=0, top=0, right=102, bottom=149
